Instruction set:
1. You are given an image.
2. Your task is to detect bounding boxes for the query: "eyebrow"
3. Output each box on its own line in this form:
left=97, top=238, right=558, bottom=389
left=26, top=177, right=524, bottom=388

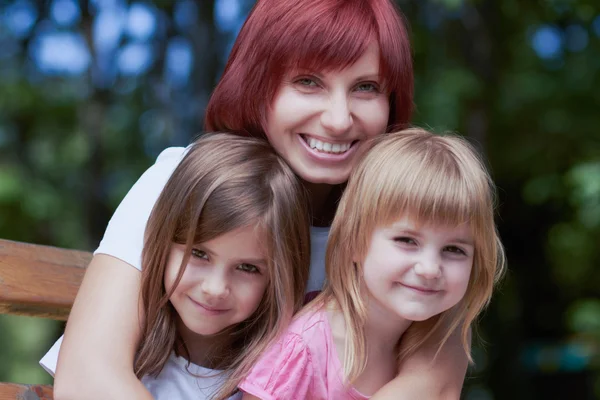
left=452, top=238, right=475, bottom=246
left=289, top=69, right=381, bottom=82
left=354, top=74, right=381, bottom=81
left=390, top=228, right=475, bottom=246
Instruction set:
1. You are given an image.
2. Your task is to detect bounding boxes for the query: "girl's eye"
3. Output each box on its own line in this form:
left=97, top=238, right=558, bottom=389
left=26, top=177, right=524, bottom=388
left=394, top=236, right=417, bottom=245
left=444, top=246, right=466, bottom=256
left=237, top=263, right=260, bottom=274
left=191, top=248, right=208, bottom=260
left=355, top=82, right=379, bottom=92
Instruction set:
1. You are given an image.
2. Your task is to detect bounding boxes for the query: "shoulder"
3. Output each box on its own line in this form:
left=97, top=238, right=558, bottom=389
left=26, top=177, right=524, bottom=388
left=152, top=146, right=188, bottom=176
left=239, top=308, right=331, bottom=399
left=118, top=146, right=187, bottom=198
left=287, top=306, right=331, bottom=344
left=257, top=306, right=332, bottom=364
left=156, top=146, right=187, bottom=163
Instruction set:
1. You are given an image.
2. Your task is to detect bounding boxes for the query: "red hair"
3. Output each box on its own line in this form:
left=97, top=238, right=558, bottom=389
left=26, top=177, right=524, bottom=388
left=205, top=0, right=413, bottom=137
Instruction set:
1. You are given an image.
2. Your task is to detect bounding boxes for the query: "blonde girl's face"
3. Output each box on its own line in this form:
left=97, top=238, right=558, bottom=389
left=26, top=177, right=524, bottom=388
left=165, top=225, right=269, bottom=336
left=362, top=216, right=474, bottom=323
left=265, top=40, right=390, bottom=185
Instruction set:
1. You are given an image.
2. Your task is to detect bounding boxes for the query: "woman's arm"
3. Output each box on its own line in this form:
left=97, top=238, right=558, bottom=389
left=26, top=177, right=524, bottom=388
left=53, top=255, right=152, bottom=400
left=51, top=147, right=187, bottom=400
left=371, top=327, right=470, bottom=400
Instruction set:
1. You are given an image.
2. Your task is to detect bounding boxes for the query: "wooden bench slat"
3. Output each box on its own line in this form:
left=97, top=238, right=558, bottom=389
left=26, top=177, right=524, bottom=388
left=0, top=383, right=53, bottom=399
left=0, top=239, right=91, bottom=320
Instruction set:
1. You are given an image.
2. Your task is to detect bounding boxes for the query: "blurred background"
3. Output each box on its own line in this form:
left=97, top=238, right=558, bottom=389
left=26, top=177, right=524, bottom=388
left=0, top=0, right=598, bottom=398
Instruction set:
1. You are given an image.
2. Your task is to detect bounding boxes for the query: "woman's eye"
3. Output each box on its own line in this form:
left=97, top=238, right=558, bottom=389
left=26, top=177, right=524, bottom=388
left=444, top=246, right=466, bottom=256
left=191, top=248, right=208, bottom=260
left=238, top=263, right=260, bottom=274
left=355, top=82, right=379, bottom=92
left=295, top=77, right=318, bottom=87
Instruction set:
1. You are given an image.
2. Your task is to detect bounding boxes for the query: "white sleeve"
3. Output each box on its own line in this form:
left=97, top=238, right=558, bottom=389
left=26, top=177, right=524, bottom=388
left=93, top=146, right=187, bottom=270
left=39, top=335, right=63, bottom=377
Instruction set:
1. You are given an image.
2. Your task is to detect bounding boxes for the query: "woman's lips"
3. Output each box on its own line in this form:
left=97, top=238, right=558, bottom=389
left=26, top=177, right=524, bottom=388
left=297, top=134, right=358, bottom=162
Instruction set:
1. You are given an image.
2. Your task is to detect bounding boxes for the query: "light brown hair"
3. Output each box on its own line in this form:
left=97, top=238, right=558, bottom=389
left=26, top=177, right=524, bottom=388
left=320, top=128, right=505, bottom=382
left=134, top=132, right=311, bottom=399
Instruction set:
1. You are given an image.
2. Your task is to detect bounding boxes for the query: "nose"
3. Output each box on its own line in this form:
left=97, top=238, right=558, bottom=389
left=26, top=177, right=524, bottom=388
left=201, top=269, right=229, bottom=299
left=413, top=252, right=442, bottom=280
left=320, top=92, right=353, bottom=135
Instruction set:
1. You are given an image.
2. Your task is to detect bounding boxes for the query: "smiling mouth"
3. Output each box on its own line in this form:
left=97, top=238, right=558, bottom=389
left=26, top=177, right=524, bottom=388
left=189, top=297, right=229, bottom=313
left=200, top=303, right=228, bottom=312
left=301, top=135, right=357, bottom=155
left=400, top=283, right=441, bottom=294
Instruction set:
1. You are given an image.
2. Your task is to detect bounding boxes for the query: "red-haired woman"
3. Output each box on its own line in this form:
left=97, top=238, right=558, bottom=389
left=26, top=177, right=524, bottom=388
left=49, top=0, right=467, bottom=399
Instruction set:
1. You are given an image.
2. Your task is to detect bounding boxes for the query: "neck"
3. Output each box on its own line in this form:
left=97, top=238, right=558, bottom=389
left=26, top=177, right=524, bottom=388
left=363, top=295, right=413, bottom=355
left=327, top=297, right=411, bottom=362
left=327, top=297, right=412, bottom=395
left=175, top=318, right=233, bottom=369
left=302, top=181, right=336, bottom=227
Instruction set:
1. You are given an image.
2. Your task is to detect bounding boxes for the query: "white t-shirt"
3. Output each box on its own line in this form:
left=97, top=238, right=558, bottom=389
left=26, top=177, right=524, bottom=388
left=40, top=337, right=240, bottom=400
left=141, top=354, right=241, bottom=400
left=40, top=146, right=330, bottom=393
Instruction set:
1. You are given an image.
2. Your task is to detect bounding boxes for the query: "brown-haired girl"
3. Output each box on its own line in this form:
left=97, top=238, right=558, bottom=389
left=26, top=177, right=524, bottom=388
left=47, top=1, right=472, bottom=399
left=240, top=129, right=505, bottom=399
left=43, top=133, right=311, bottom=399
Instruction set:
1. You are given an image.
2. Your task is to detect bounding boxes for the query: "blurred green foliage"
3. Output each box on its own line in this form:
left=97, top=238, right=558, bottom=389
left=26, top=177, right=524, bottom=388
left=0, top=0, right=598, bottom=398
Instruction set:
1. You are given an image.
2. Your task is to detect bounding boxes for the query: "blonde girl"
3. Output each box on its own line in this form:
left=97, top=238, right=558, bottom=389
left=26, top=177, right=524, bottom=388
left=44, top=132, right=311, bottom=400
left=240, top=128, right=506, bottom=399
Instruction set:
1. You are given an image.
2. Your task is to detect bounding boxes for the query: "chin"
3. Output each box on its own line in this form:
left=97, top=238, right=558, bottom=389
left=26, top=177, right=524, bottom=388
left=407, top=315, right=433, bottom=322
left=189, top=325, right=225, bottom=336
left=396, top=310, right=436, bottom=322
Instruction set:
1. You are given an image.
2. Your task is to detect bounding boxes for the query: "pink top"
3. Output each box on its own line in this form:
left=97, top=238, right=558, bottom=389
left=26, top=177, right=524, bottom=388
left=239, top=308, right=369, bottom=400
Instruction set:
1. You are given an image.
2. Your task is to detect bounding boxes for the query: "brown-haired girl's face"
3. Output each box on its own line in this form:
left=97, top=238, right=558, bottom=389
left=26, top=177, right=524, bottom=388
left=264, top=41, right=389, bottom=185
left=164, top=225, right=269, bottom=337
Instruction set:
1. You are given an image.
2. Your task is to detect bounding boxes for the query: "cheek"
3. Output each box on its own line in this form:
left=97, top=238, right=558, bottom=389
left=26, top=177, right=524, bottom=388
left=238, top=280, right=268, bottom=313
left=266, top=89, right=316, bottom=135
left=164, top=268, right=191, bottom=300
left=266, top=91, right=294, bottom=131
left=358, top=98, right=390, bottom=136
left=362, top=254, right=391, bottom=289
left=163, top=263, right=181, bottom=294
left=164, top=246, right=188, bottom=293
left=447, top=264, right=473, bottom=298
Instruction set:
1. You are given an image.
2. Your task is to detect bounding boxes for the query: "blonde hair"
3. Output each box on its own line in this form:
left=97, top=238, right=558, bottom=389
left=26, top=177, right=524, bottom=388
left=135, top=132, right=311, bottom=399
left=321, top=128, right=505, bottom=382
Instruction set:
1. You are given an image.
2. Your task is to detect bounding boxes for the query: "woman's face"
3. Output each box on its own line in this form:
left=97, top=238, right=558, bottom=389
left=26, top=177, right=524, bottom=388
left=265, top=41, right=390, bottom=185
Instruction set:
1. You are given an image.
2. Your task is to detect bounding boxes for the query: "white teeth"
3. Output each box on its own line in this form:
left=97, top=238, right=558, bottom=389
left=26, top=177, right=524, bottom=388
left=305, top=136, right=352, bottom=154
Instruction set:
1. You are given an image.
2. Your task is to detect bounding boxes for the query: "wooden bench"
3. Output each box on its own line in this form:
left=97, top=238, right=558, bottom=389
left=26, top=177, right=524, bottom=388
left=0, top=239, right=91, bottom=400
